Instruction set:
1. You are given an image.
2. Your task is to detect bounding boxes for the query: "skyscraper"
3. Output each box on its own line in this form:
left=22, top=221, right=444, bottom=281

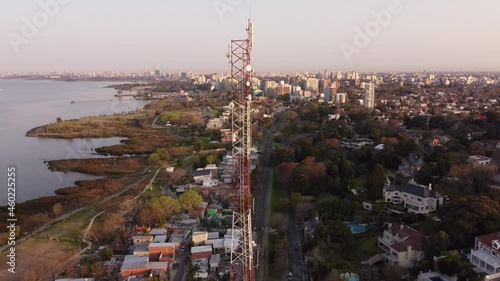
left=364, top=83, right=375, bottom=109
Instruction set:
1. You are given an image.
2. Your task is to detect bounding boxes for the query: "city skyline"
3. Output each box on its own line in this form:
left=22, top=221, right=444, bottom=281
left=1, top=0, right=500, bottom=73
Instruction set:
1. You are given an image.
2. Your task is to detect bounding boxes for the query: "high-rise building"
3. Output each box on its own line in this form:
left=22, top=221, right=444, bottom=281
left=302, top=77, right=319, bottom=92
left=335, top=92, right=347, bottom=104
left=277, top=83, right=291, bottom=96
left=364, top=83, right=375, bottom=109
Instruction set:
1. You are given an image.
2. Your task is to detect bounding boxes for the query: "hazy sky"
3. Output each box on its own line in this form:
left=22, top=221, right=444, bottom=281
left=1, top=0, right=500, bottom=73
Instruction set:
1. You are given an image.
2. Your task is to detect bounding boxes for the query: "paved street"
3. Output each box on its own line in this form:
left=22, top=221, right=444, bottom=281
left=172, top=250, right=190, bottom=281
left=254, top=129, right=274, bottom=281
left=286, top=211, right=305, bottom=281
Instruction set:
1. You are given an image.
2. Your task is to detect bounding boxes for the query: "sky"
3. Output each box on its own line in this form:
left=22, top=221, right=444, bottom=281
left=1, top=0, right=500, bottom=73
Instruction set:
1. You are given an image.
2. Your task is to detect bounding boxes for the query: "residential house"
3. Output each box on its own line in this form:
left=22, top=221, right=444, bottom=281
left=340, top=137, right=374, bottom=149
left=153, top=235, right=167, bottom=243
left=205, top=238, right=225, bottom=254
left=120, top=256, right=149, bottom=277
left=469, top=232, right=500, bottom=275
left=120, top=255, right=169, bottom=277
left=378, top=223, right=425, bottom=268
left=149, top=228, right=168, bottom=237
left=208, top=232, right=220, bottom=240
left=210, top=254, right=221, bottom=272
left=398, top=154, right=425, bottom=178
left=192, top=232, right=208, bottom=246
left=148, top=243, right=176, bottom=260
left=191, top=245, right=213, bottom=259
left=468, top=155, right=493, bottom=167
left=193, top=169, right=214, bottom=184
left=132, top=236, right=153, bottom=245
left=384, top=181, right=443, bottom=214
left=207, top=118, right=224, bottom=130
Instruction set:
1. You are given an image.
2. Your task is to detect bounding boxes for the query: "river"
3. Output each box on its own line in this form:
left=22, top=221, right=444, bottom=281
left=0, top=79, right=150, bottom=203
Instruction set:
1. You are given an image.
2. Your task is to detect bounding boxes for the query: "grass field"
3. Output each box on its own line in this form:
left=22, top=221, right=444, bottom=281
left=0, top=210, right=94, bottom=280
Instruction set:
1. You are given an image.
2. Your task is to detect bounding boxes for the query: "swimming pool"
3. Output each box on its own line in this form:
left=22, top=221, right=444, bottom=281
left=345, top=222, right=370, bottom=234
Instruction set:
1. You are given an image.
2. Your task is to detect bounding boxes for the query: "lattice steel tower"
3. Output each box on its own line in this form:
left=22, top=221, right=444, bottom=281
left=229, top=19, right=255, bottom=281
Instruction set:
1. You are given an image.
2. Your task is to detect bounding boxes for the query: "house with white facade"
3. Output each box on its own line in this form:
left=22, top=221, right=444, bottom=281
left=384, top=181, right=443, bottom=214
left=469, top=232, right=500, bottom=275
left=378, top=223, right=425, bottom=268
left=468, top=155, right=493, bottom=167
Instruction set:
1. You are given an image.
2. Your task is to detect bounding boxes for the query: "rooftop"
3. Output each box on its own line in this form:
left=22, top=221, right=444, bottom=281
left=191, top=245, right=213, bottom=254
left=399, top=183, right=442, bottom=199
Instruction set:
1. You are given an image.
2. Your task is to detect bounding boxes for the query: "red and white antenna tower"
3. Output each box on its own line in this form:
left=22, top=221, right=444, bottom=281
left=229, top=19, right=255, bottom=281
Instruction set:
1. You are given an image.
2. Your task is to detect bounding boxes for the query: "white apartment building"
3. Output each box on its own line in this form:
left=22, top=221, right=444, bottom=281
left=364, top=83, right=375, bottom=109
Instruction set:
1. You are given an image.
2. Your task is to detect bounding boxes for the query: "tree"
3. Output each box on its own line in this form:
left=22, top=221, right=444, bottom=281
left=52, top=203, right=63, bottom=218
left=319, top=220, right=352, bottom=246
left=148, top=153, right=161, bottom=163
left=205, top=153, right=218, bottom=165
left=290, top=193, right=303, bottom=207
left=99, top=248, right=113, bottom=260
left=277, top=198, right=290, bottom=212
left=178, top=189, right=203, bottom=211
left=56, top=117, right=62, bottom=123
left=366, top=164, right=386, bottom=200
left=158, top=196, right=181, bottom=220
left=155, top=148, right=171, bottom=161
left=148, top=148, right=171, bottom=163
left=416, top=162, right=438, bottom=185
left=438, top=250, right=481, bottom=281
left=446, top=164, right=472, bottom=193
left=472, top=165, right=495, bottom=193
left=338, top=156, right=353, bottom=181
left=382, top=264, right=406, bottom=281
left=102, top=212, right=125, bottom=239
left=423, top=231, right=450, bottom=259
left=442, top=192, right=500, bottom=248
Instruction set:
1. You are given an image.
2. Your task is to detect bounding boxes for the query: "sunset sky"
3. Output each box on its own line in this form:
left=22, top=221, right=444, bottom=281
left=1, top=0, right=500, bottom=73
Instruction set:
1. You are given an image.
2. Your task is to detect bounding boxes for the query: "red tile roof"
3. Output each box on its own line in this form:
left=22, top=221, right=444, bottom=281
left=388, top=223, right=424, bottom=252
left=477, top=232, right=500, bottom=249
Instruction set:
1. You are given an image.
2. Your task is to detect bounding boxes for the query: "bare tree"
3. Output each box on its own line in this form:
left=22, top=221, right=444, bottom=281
left=53, top=203, right=63, bottom=218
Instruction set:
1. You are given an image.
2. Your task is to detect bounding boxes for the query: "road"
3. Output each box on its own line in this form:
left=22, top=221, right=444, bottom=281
left=172, top=250, right=190, bottom=281
left=254, top=128, right=274, bottom=281
left=286, top=211, right=305, bottom=281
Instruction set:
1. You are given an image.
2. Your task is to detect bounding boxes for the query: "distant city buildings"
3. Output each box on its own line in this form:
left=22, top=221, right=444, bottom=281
left=364, top=82, right=375, bottom=109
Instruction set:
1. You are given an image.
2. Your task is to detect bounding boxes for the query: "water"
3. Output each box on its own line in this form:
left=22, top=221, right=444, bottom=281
left=0, top=79, right=150, bottom=203
left=345, top=222, right=373, bottom=234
